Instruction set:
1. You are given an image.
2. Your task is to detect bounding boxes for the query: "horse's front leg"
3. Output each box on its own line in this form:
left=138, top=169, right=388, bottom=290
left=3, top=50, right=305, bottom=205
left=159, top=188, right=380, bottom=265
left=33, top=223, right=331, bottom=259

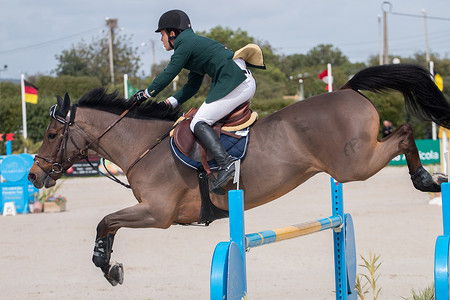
left=92, top=202, right=175, bottom=286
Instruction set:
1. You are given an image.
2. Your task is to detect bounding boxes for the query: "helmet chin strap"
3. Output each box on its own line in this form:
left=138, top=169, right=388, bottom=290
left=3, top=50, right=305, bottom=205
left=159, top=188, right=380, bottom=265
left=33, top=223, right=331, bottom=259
left=164, top=29, right=176, bottom=50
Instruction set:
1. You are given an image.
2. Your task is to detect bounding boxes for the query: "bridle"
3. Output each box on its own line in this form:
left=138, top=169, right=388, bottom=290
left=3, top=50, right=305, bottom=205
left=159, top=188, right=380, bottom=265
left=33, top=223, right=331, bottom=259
left=34, top=103, right=82, bottom=181
left=34, top=102, right=138, bottom=187
left=33, top=101, right=175, bottom=189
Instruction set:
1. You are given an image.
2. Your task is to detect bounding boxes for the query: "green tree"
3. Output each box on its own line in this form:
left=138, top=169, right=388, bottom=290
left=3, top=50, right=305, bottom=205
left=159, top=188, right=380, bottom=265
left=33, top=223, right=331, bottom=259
left=198, top=26, right=255, bottom=52
left=55, top=33, right=141, bottom=86
left=305, top=44, right=349, bottom=66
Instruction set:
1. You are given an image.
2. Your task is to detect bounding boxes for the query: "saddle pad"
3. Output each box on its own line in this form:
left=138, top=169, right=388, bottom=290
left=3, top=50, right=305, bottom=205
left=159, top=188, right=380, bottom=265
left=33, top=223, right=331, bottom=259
left=170, top=128, right=250, bottom=171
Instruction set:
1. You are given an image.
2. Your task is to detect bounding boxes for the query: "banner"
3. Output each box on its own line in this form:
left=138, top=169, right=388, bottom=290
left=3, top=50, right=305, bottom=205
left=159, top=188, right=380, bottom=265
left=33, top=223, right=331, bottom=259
left=65, top=156, right=100, bottom=176
left=389, top=139, right=440, bottom=165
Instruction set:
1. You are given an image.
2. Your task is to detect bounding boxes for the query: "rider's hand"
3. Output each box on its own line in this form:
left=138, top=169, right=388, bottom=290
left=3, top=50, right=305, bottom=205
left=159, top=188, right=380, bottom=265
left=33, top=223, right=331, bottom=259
left=130, top=89, right=149, bottom=105
left=155, top=99, right=172, bottom=110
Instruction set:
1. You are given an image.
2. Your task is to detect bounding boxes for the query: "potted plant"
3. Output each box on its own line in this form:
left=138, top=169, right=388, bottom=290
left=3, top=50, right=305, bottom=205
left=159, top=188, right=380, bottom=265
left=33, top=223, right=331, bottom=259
left=34, top=182, right=67, bottom=213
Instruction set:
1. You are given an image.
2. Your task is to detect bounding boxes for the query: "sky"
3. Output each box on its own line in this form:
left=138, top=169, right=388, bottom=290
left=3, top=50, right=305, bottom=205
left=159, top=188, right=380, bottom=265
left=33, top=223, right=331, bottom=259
left=1, top=0, right=450, bottom=80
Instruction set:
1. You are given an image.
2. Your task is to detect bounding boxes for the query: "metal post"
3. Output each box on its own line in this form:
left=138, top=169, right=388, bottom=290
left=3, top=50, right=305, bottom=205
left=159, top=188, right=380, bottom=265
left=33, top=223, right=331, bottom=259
left=20, top=74, right=27, bottom=140
left=430, top=61, right=437, bottom=140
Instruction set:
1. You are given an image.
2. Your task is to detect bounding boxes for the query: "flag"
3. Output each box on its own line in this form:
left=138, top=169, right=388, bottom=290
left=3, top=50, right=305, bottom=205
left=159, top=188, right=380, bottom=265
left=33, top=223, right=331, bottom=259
left=318, top=69, right=333, bottom=91
left=6, top=133, right=14, bottom=141
left=24, top=80, right=38, bottom=104
left=124, top=74, right=139, bottom=99
left=127, top=80, right=139, bottom=98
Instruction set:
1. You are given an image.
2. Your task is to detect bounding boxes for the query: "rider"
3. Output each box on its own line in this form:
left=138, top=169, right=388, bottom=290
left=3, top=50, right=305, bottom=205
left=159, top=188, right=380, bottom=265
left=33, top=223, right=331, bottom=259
left=131, top=9, right=258, bottom=193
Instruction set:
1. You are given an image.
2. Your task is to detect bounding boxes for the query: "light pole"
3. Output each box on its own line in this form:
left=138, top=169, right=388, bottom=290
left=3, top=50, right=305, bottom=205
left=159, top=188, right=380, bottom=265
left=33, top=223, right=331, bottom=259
left=381, top=2, right=391, bottom=65
left=378, top=15, right=383, bottom=65
left=106, top=18, right=118, bottom=85
left=422, top=9, right=431, bottom=63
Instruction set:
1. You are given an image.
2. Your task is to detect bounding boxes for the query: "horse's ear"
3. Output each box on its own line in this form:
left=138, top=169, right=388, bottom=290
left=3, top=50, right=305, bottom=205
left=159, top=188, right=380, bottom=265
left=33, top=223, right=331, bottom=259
left=58, top=92, right=71, bottom=117
left=64, top=92, right=70, bottom=105
left=56, top=95, right=64, bottom=107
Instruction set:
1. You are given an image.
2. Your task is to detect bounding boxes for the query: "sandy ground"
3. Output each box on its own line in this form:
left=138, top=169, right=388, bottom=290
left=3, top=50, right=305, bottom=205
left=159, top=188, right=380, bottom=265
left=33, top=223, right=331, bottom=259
left=0, top=166, right=444, bottom=300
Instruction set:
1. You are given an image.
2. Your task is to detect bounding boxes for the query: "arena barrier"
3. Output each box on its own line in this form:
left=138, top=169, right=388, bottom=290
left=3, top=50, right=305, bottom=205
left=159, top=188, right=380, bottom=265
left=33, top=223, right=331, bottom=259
left=435, top=181, right=450, bottom=299
left=210, top=178, right=357, bottom=299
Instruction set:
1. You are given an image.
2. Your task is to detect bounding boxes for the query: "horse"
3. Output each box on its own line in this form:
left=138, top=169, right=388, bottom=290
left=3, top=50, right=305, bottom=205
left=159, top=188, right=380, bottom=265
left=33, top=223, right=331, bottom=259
left=28, top=64, right=450, bottom=286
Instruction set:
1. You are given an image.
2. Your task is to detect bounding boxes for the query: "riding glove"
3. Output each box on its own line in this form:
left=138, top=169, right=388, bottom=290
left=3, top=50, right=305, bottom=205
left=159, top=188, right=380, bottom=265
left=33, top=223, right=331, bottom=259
left=130, top=89, right=149, bottom=105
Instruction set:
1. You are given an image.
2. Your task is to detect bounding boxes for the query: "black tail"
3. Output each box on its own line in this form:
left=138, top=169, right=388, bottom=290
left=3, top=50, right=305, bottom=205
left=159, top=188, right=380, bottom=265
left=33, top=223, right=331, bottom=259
left=342, top=64, right=450, bottom=129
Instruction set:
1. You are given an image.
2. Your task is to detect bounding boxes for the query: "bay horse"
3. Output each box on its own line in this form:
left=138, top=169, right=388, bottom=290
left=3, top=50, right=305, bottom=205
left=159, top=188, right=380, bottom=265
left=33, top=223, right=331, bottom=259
left=28, top=64, right=450, bottom=286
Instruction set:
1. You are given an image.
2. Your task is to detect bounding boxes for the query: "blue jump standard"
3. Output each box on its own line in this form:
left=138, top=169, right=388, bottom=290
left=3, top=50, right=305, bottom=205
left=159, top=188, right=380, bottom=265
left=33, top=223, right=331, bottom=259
left=210, top=178, right=357, bottom=300
left=435, top=182, right=450, bottom=300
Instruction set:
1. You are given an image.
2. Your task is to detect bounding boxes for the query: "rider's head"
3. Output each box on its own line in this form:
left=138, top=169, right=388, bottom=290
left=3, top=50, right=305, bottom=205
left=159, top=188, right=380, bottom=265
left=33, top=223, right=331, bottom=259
left=156, top=10, right=191, bottom=50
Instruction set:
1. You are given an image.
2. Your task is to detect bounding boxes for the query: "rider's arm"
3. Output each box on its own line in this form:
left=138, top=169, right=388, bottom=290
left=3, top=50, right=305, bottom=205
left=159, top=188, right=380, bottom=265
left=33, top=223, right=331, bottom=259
left=145, top=46, right=191, bottom=98
left=168, top=72, right=204, bottom=108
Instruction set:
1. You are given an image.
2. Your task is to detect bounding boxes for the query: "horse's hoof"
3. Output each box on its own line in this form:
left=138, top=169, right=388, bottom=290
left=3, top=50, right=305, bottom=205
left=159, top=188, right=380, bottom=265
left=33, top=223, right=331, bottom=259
left=104, top=261, right=124, bottom=286
left=411, top=166, right=443, bottom=192
left=431, top=172, right=448, bottom=192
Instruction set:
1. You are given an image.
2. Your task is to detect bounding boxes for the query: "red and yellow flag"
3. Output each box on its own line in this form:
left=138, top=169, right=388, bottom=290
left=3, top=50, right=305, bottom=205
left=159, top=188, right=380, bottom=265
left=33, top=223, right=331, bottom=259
left=24, top=80, right=38, bottom=104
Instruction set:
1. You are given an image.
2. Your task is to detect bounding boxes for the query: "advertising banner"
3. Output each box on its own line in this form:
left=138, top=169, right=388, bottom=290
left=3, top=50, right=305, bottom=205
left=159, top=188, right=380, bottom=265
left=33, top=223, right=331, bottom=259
left=389, top=139, right=440, bottom=166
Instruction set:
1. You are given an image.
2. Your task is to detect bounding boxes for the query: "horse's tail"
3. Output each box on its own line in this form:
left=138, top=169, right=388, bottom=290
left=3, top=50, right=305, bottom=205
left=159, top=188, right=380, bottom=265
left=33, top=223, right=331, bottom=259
left=341, top=64, right=450, bottom=129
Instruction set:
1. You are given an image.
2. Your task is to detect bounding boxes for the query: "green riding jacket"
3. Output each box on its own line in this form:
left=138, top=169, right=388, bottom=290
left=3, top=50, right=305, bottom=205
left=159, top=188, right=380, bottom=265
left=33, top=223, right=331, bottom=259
left=146, top=28, right=246, bottom=104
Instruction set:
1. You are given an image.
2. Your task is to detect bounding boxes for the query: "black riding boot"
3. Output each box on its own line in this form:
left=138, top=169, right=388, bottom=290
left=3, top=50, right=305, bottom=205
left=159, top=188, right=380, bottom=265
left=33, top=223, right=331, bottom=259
left=193, top=122, right=235, bottom=193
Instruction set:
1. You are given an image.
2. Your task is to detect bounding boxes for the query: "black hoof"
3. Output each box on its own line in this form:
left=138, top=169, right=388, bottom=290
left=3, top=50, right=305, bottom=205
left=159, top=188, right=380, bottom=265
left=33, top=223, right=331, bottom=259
left=103, top=261, right=124, bottom=286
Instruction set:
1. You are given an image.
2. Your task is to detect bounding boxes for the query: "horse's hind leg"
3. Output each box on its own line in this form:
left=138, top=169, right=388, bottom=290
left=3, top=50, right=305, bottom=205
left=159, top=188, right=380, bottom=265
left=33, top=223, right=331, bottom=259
left=370, top=123, right=446, bottom=192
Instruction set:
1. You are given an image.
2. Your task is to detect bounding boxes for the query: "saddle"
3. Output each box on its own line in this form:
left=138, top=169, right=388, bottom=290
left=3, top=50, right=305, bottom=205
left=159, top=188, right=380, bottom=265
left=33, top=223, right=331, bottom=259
left=170, top=101, right=257, bottom=173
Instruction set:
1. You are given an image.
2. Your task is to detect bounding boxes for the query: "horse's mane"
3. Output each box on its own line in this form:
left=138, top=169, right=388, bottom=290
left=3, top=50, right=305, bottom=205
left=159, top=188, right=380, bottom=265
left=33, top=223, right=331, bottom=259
left=76, top=87, right=181, bottom=121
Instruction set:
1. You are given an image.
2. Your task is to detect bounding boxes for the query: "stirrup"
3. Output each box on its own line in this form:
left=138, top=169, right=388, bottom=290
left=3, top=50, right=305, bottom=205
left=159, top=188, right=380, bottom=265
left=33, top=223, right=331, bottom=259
left=208, top=174, right=226, bottom=195
left=209, top=162, right=235, bottom=194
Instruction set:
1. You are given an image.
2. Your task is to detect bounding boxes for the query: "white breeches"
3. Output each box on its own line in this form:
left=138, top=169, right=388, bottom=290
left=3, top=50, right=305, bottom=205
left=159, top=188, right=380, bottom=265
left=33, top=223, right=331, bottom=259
left=190, top=59, right=256, bottom=132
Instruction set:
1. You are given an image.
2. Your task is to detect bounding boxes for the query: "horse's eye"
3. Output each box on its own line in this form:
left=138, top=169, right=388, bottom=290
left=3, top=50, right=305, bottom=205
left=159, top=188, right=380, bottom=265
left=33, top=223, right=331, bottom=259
left=47, top=133, right=57, bottom=140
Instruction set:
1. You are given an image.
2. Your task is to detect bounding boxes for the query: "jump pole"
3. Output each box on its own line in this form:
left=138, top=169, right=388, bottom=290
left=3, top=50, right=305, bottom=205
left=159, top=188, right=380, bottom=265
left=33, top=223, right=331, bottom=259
left=210, top=178, right=357, bottom=299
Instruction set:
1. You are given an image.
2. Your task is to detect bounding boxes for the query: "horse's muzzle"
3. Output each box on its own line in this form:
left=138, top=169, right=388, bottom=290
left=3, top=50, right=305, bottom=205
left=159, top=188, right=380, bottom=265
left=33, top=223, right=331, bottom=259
left=28, top=166, right=57, bottom=189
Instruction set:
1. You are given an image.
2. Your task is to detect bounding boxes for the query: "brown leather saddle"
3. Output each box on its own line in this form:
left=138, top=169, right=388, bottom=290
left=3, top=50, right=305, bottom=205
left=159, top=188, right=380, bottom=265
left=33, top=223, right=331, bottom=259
left=171, top=101, right=256, bottom=174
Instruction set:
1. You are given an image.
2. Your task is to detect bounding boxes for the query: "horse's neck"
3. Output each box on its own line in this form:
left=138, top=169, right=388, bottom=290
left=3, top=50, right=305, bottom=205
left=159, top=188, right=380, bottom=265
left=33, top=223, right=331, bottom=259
left=75, top=108, right=173, bottom=172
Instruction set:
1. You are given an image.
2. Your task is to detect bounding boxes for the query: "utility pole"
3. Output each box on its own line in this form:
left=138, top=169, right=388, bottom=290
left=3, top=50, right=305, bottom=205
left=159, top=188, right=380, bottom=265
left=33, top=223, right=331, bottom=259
left=422, top=9, right=431, bottom=63
left=383, top=9, right=389, bottom=64
left=106, top=18, right=118, bottom=85
left=378, top=15, right=383, bottom=65
left=381, top=2, right=391, bottom=64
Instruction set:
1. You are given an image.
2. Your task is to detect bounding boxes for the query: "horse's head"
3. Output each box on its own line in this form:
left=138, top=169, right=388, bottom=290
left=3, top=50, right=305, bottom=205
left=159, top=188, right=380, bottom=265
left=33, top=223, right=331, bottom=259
left=28, top=92, right=83, bottom=189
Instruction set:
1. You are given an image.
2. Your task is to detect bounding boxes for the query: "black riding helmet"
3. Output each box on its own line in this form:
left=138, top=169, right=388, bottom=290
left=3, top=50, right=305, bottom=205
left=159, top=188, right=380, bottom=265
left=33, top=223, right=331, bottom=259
left=155, top=9, right=191, bottom=33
